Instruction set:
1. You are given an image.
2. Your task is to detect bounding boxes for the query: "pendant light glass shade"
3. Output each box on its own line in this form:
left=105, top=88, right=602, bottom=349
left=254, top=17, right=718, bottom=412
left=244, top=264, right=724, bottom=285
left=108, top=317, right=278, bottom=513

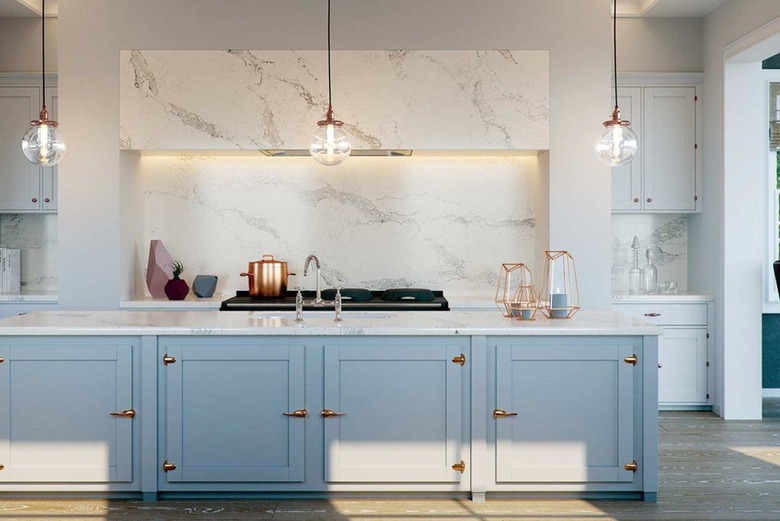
left=595, top=110, right=638, bottom=166
left=22, top=109, right=65, bottom=166
left=596, top=0, right=636, bottom=167
left=310, top=0, right=351, bottom=166
left=22, top=0, right=64, bottom=167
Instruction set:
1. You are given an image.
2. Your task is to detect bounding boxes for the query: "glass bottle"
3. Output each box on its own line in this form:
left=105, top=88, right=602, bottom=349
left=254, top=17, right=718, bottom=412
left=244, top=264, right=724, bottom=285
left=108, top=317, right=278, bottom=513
left=628, top=236, right=642, bottom=295
left=642, top=248, right=658, bottom=294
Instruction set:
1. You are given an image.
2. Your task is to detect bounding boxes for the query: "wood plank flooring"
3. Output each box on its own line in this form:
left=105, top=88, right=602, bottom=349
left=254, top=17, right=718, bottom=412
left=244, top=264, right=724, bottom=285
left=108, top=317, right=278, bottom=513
left=1, top=401, right=779, bottom=520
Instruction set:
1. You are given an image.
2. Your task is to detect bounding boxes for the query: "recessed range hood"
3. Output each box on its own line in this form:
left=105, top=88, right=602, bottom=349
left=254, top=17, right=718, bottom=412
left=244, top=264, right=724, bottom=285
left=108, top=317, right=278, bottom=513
left=120, top=50, right=550, bottom=154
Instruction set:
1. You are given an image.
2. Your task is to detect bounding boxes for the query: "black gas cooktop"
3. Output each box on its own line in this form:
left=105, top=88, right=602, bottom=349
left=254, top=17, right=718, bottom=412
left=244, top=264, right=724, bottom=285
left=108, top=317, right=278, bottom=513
left=220, top=288, right=449, bottom=311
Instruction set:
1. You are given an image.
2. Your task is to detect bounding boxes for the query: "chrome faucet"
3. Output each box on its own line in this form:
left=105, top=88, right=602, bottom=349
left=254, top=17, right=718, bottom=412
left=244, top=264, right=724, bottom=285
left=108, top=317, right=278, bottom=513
left=304, top=254, right=324, bottom=305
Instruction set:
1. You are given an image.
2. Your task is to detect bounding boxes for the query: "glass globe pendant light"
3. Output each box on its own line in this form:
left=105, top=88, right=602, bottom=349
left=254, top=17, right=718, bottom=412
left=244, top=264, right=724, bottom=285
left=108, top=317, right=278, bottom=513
left=22, top=0, right=65, bottom=166
left=309, top=0, right=351, bottom=166
left=595, top=0, right=637, bottom=167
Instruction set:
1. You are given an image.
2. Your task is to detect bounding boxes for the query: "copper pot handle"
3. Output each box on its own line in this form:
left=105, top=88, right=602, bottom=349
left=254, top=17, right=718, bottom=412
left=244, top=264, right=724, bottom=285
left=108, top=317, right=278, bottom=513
left=240, top=272, right=253, bottom=278
left=288, top=272, right=296, bottom=277
left=262, top=254, right=275, bottom=261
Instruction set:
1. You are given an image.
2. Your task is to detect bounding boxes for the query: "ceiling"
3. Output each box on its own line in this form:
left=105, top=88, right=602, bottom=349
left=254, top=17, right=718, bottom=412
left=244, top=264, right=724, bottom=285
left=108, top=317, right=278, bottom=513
left=616, top=0, right=727, bottom=17
left=0, top=0, right=56, bottom=17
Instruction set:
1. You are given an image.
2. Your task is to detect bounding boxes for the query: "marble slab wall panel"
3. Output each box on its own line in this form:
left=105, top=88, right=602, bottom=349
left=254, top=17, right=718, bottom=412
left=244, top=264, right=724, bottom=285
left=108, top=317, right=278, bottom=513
left=120, top=50, right=550, bottom=151
left=611, top=214, right=688, bottom=292
left=0, top=214, right=57, bottom=291
left=140, top=156, right=537, bottom=297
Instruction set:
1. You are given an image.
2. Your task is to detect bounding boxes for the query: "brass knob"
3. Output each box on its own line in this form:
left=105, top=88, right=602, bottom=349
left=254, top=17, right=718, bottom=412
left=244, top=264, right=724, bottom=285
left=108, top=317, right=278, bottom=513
left=658, top=363, right=662, bottom=368
left=31, top=198, right=37, bottom=203
left=0, top=357, right=4, bottom=363
left=624, top=354, right=638, bottom=366
left=321, top=409, right=346, bottom=418
left=646, top=197, right=652, bottom=203
left=162, top=354, right=176, bottom=365
left=0, top=464, right=4, bottom=471
left=452, top=460, right=466, bottom=473
left=283, top=409, right=308, bottom=418
left=451, top=354, right=466, bottom=366
left=633, top=197, right=640, bottom=203
left=624, top=460, right=638, bottom=472
left=44, top=197, right=50, bottom=203
left=110, top=408, right=136, bottom=418
left=162, top=460, right=176, bottom=472
left=493, top=409, right=518, bottom=419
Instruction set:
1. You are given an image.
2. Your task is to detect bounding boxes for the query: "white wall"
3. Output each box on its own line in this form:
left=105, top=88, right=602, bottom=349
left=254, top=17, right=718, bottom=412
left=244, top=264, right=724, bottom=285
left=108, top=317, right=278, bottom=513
left=58, top=0, right=612, bottom=310
left=693, top=1, right=780, bottom=419
left=620, top=18, right=703, bottom=73
left=0, top=18, right=58, bottom=73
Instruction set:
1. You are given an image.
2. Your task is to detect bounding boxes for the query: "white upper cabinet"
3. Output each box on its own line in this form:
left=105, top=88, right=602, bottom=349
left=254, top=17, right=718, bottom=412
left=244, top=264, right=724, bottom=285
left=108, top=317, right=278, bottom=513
left=0, top=87, right=41, bottom=211
left=119, top=50, right=550, bottom=152
left=611, top=82, right=700, bottom=213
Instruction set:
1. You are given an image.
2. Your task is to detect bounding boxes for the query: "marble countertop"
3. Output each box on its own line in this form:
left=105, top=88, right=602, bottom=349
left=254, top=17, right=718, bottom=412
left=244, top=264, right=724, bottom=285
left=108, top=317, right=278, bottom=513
left=611, top=292, right=714, bottom=303
left=0, top=310, right=661, bottom=336
left=0, top=290, right=58, bottom=303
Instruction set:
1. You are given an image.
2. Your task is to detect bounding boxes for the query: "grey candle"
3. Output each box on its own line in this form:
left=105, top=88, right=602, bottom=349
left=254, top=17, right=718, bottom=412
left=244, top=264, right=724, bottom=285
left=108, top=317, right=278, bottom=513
left=551, top=293, right=568, bottom=318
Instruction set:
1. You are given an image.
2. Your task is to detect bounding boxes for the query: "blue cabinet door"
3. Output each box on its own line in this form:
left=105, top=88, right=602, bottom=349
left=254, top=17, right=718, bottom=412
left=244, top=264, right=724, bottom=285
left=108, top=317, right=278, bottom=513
left=323, top=343, right=465, bottom=483
left=162, top=342, right=305, bottom=482
left=495, top=343, right=635, bottom=483
left=0, top=343, right=134, bottom=482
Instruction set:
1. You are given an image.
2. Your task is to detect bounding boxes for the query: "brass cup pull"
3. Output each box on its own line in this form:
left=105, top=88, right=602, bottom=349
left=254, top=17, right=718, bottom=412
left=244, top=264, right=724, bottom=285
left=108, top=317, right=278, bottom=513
left=283, top=409, right=308, bottom=418
left=162, top=354, right=176, bottom=365
left=162, top=460, right=176, bottom=472
left=493, top=409, right=518, bottom=419
left=624, top=460, right=638, bottom=473
left=110, top=408, right=136, bottom=418
left=321, top=409, right=346, bottom=418
left=624, top=354, right=638, bottom=366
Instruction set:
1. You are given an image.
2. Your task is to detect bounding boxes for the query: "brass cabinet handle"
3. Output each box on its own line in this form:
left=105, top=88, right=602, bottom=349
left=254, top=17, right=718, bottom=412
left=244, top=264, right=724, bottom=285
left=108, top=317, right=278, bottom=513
left=0, top=464, right=4, bottom=471
left=493, top=409, right=518, bottom=419
left=658, top=363, right=662, bottom=368
left=44, top=198, right=50, bottom=203
left=162, top=460, right=176, bottom=472
left=624, top=460, right=638, bottom=473
left=451, top=354, right=466, bottom=366
left=452, top=460, right=466, bottom=473
left=644, top=312, right=661, bottom=317
left=633, top=197, right=640, bottom=203
left=110, top=408, right=136, bottom=418
left=321, top=409, right=346, bottom=418
left=162, top=354, right=176, bottom=365
left=0, top=357, right=4, bottom=363
left=646, top=198, right=652, bottom=203
left=31, top=198, right=37, bottom=203
left=283, top=409, right=308, bottom=418
left=624, top=354, right=638, bottom=366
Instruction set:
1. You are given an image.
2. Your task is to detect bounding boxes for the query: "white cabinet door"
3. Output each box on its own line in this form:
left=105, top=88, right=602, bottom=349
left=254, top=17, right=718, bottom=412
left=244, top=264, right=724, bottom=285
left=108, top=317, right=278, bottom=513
left=162, top=343, right=305, bottom=483
left=658, top=328, right=708, bottom=405
left=495, top=343, right=635, bottom=483
left=0, top=87, right=41, bottom=211
left=643, top=87, right=697, bottom=211
left=0, top=343, right=134, bottom=482
left=41, top=88, right=58, bottom=211
left=611, top=87, right=643, bottom=211
left=323, top=344, right=465, bottom=483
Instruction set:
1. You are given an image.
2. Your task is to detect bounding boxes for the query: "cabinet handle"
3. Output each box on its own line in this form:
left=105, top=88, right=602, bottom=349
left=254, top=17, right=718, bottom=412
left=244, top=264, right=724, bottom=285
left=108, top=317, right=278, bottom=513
left=321, top=409, right=346, bottom=418
left=493, top=409, right=518, bottom=419
left=162, top=460, right=176, bottom=472
left=0, top=357, right=4, bottom=363
left=646, top=198, right=652, bottom=203
left=283, top=409, right=308, bottom=418
left=451, top=353, right=466, bottom=366
left=110, top=408, right=136, bottom=418
left=162, top=354, right=176, bottom=365
left=644, top=312, right=661, bottom=317
left=658, top=363, right=662, bottom=368
left=31, top=198, right=37, bottom=203
left=0, top=464, right=4, bottom=471
left=452, top=460, right=466, bottom=473
left=624, top=460, right=638, bottom=473
left=624, top=354, right=638, bottom=365
left=633, top=198, right=640, bottom=203
left=44, top=197, right=50, bottom=203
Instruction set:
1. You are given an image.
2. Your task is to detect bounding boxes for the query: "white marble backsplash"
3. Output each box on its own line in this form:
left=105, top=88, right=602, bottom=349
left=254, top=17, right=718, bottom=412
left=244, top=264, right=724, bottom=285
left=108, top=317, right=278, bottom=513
left=120, top=50, right=549, bottom=151
left=611, top=214, right=687, bottom=292
left=139, top=155, right=538, bottom=297
left=0, top=214, right=57, bottom=292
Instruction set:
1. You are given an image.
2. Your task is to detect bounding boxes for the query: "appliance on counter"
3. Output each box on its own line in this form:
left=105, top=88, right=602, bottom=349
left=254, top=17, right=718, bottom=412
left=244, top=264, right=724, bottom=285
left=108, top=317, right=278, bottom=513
left=220, top=288, right=449, bottom=311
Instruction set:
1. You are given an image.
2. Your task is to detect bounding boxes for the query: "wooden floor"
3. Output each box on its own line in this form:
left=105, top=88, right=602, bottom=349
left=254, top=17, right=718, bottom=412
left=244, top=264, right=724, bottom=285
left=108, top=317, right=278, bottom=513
left=1, top=401, right=779, bottom=520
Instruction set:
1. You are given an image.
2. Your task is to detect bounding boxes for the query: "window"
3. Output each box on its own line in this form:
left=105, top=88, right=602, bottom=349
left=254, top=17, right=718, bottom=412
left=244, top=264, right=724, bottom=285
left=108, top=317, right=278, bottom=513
left=765, top=77, right=780, bottom=304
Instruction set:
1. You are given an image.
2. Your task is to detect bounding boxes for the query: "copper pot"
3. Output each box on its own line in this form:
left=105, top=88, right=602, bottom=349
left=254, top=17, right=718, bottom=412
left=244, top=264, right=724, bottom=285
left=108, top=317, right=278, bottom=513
left=240, top=254, right=296, bottom=298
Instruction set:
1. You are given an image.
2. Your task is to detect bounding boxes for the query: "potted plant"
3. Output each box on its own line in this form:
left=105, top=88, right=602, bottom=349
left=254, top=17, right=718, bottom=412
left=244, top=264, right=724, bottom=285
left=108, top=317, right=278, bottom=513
left=164, top=260, right=190, bottom=300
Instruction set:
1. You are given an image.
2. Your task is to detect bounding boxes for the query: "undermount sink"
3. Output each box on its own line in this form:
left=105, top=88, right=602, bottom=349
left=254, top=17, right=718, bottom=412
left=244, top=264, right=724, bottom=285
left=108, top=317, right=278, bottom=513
left=249, top=311, right=397, bottom=321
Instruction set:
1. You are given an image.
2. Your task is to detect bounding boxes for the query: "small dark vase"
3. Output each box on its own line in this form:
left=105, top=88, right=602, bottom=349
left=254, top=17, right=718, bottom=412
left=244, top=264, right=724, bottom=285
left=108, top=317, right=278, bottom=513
left=164, top=278, right=189, bottom=300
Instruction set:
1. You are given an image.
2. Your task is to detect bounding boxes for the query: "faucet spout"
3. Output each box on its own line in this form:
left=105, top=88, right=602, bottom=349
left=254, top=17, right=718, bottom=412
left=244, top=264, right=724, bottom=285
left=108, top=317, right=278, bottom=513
left=303, top=255, right=323, bottom=305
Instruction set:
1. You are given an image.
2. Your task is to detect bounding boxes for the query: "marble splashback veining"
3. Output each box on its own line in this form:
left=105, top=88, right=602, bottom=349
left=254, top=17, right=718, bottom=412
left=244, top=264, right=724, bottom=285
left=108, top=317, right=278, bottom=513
left=0, top=214, right=57, bottom=292
left=611, top=214, right=687, bottom=292
left=120, top=50, right=549, bottom=151
left=139, top=155, right=538, bottom=297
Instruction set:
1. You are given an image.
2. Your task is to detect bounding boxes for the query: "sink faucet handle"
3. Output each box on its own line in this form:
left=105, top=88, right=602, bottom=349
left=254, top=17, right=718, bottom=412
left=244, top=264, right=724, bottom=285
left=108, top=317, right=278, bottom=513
left=295, top=287, right=304, bottom=322
left=334, top=287, right=343, bottom=322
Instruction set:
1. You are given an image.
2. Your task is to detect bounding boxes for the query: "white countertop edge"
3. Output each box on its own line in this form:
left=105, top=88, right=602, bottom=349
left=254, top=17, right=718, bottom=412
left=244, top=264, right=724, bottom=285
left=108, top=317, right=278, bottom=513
left=611, top=293, right=713, bottom=303
left=120, top=297, right=222, bottom=309
left=0, top=293, right=58, bottom=303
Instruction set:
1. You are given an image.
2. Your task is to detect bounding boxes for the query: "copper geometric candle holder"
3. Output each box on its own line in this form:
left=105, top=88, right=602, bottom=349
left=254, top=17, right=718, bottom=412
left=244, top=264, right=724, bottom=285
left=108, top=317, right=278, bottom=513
left=495, top=263, right=538, bottom=319
left=538, top=250, right=580, bottom=319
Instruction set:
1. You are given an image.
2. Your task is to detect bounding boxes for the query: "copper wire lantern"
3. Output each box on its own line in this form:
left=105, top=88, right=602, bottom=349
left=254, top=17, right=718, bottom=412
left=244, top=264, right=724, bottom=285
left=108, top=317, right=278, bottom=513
left=495, top=263, right=539, bottom=320
left=538, top=251, right=580, bottom=319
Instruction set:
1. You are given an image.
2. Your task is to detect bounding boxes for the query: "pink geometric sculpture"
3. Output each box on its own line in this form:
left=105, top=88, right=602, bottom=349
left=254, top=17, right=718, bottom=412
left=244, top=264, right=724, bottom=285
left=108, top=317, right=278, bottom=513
left=146, top=240, right=174, bottom=298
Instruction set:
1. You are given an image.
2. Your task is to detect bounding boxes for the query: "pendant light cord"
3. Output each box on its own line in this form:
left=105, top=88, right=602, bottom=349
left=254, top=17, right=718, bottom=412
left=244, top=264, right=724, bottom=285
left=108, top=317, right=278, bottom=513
left=327, top=0, right=332, bottom=108
left=41, top=0, right=46, bottom=108
left=612, top=0, right=618, bottom=111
